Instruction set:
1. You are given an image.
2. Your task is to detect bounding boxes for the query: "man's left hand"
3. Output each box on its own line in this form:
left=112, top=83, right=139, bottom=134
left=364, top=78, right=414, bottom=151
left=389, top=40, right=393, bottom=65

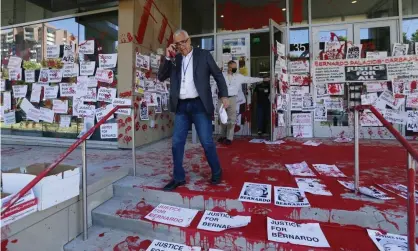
left=221, top=97, right=229, bottom=109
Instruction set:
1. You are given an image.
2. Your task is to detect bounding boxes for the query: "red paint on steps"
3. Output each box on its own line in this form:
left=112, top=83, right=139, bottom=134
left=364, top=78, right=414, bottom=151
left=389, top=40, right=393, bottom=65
left=1, top=239, right=8, bottom=251
left=113, top=236, right=151, bottom=251
left=10, top=239, right=17, bottom=244
left=98, top=232, right=105, bottom=237
left=115, top=201, right=154, bottom=220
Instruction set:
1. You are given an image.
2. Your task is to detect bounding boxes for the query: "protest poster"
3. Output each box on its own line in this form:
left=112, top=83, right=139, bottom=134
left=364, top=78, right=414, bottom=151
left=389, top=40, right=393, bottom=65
left=59, top=115, right=71, bottom=128
left=60, top=83, right=76, bottom=97
left=46, top=45, right=59, bottom=58
left=79, top=40, right=94, bottom=54
left=345, top=65, right=387, bottom=82
left=303, top=140, right=322, bottom=146
left=315, top=84, right=329, bottom=99
left=79, top=88, right=97, bottom=102
left=95, top=104, right=114, bottom=122
left=383, top=109, right=407, bottom=125
left=406, top=94, right=418, bottom=109
left=48, top=69, right=63, bottom=83
left=249, top=139, right=265, bottom=143
left=145, top=204, right=198, bottom=227
left=77, top=104, right=95, bottom=118
left=145, top=240, right=201, bottom=251
left=113, top=98, right=132, bottom=115
left=404, top=79, right=418, bottom=94
left=292, top=125, right=312, bottom=138
left=345, top=43, right=362, bottom=59
left=238, top=182, right=272, bottom=204
left=3, top=91, right=11, bottom=110
left=25, top=70, right=35, bottom=83
left=312, top=164, right=346, bottom=177
left=314, top=105, right=327, bottom=122
left=277, top=94, right=289, bottom=111
left=387, top=58, right=418, bottom=79
left=392, top=43, right=409, bottom=56
left=80, top=61, right=95, bottom=76
left=327, top=83, right=344, bottom=95
left=4, top=111, right=16, bottom=125
left=44, top=86, right=59, bottom=100
left=95, top=68, right=114, bottom=84
left=63, top=43, right=75, bottom=57
left=289, top=60, right=309, bottom=74
left=276, top=41, right=285, bottom=57
left=9, top=68, right=22, bottom=81
left=27, top=108, right=41, bottom=122
left=0, top=79, right=5, bottom=92
left=53, top=100, right=68, bottom=114
left=361, top=93, right=378, bottom=105
left=313, top=65, right=345, bottom=84
left=100, top=123, right=117, bottom=139
left=77, top=75, right=97, bottom=88
left=291, top=95, right=303, bottom=111
left=155, top=94, right=162, bottom=113
left=296, top=178, right=332, bottom=196
left=407, top=110, right=418, bottom=132
left=366, top=82, right=388, bottom=93
left=97, top=87, right=116, bottom=103
left=290, top=74, right=309, bottom=86
left=302, top=94, right=315, bottom=111
left=197, top=210, right=251, bottom=232
left=285, top=161, right=316, bottom=177
left=324, top=98, right=343, bottom=111
left=375, top=90, right=395, bottom=108
left=392, top=79, right=405, bottom=94
left=324, top=41, right=345, bottom=60
left=20, top=98, right=34, bottom=113
left=62, top=63, right=78, bottom=78
left=366, top=51, right=387, bottom=59
left=62, top=53, right=76, bottom=64
left=12, top=85, right=28, bottom=98
left=140, top=100, right=149, bottom=120
left=274, top=186, right=310, bottom=207
left=338, top=181, right=393, bottom=200
left=267, top=217, right=330, bottom=248
left=367, top=229, right=416, bottom=251
left=377, top=183, right=418, bottom=202
left=141, top=55, right=150, bottom=70
left=98, top=54, right=118, bottom=69
left=291, top=113, right=312, bottom=126
left=7, top=56, right=22, bottom=69
left=39, top=107, right=54, bottom=123
left=360, top=111, right=382, bottom=127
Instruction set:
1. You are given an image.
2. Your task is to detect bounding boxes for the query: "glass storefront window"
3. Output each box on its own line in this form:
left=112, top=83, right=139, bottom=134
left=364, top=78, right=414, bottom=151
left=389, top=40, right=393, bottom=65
left=290, top=0, right=308, bottom=25
left=289, top=28, right=309, bottom=61
left=403, top=0, right=418, bottom=16
left=182, top=0, right=214, bottom=35
left=360, top=26, right=392, bottom=57
left=403, top=18, right=418, bottom=55
left=312, top=0, right=398, bottom=24
left=216, top=0, right=286, bottom=32
left=191, top=36, right=214, bottom=51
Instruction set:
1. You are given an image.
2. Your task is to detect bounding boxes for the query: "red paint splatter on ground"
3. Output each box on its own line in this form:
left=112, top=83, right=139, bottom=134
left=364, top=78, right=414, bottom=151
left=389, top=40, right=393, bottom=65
left=1, top=239, right=8, bottom=251
left=98, top=233, right=105, bottom=237
left=115, top=201, right=154, bottom=220
left=10, top=239, right=17, bottom=244
left=113, top=236, right=151, bottom=251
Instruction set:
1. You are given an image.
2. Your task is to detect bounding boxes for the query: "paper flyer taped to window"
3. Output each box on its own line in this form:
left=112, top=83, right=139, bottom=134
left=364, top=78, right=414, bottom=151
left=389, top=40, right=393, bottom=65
left=145, top=239, right=201, bottom=251
left=377, top=183, right=418, bottom=203
left=392, top=43, right=409, bottom=56
left=361, top=93, right=378, bottom=105
left=407, top=111, right=418, bottom=132
left=327, top=83, right=344, bottom=95
left=360, top=111, right=383, bottom=127
left=289, top=60, right=309, bottom=74
left=145, top=204, right=198, bottom=227
left=314, top=105, right=327, bottom=122
left=338, top=181, right=393, bottom=200
left=98, top=54, right=118, bottom=69
left=63, top=63, right=78, bottom=78
left=77, top=75, right=97, bottom=88
left=39, top=107, right=54, bottom=123
left=24, top=69, right=35, bottom=83
left=291, top=95, right=303, bottom=111
left=3, top=91, right=11, bottom=110
left=345, top=43, right=362, bottom=59
left=267, top=217, right=330, bottom=248
left=80, top=61, right=96, bottom=76
left=9, top=68, right=22, bottom=81
left=95, top=68, right=114, bottom=84
left=292, top=113, right=312, bottom=126
left=46, top=45, right=59, bottom=59
left=375, top=90, right=395, bottom=108
left=285, top=161, right=316, bottom=177
left=95, top=104, right=114, bottom=122
left=3, top=111, right=16, bottom=125
left=27, top=108, right=41, bottom=122
left=238, top=182, right=272, bottom=204
left=292, top=125, right=312, bottom=138
left=30, top=84, right=42, bottom=103
left=113, top=98, right=132, bottom=115
left=303, top=140, right=321, bottom=146
left=366, top=51, right=387, bottom=59
left=406, top=94, right=418, bottom=109
left=8, top=56, right=22, bottom=69
left=324, top=98, right=343, bottom=111
left=12, top=85, right=28, bottom=98
left=53, top=100, right=68, bottom=114
left=97, top=87, right=116, bottom=103
left=367, top=229, right=416, bottom=251
left=315, top=84, right=329, bottom=99
left=312, top=164, right=346, bottom=177
left=79, top=40, right=94, bottom=54
left=302, top=94, right=315, bottom=111
left=44, top=86, right=59, bottom=100
left=20, top=98, right=34, bottom=113
left=197, top=210, right=251, bottom=232
left=140, top=55, right=150, bottom=70
left=383, top=109, right=407, bottom=125
left=48, top=69, right=63, bottom=83
left=296, top=178, right=332, bottom=196
left=276, top=41, right=285, bottom=57
left=366, top=82, right=388, bottom=93
left=274, top=186, right=310, bottom=207
left=77, top=104, right=95, bottom=119
left=60, top=83, right=76, bottom=97
left=100, top=123, right=117, bottom=139
left=59, top=115, right=71, bottom=128
left=139, top=100, right=149, bottom=121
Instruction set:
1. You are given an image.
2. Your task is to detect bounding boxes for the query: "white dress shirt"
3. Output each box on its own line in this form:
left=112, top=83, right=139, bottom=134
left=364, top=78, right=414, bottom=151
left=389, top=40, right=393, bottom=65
left=223, top=72, right=263, bottom=96
left=179, top=49, right=199, bottom=99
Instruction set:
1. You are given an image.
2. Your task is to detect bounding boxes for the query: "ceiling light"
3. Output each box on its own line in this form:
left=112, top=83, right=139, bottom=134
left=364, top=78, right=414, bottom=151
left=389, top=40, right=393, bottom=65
left=352, top=0, right=357, bottom=3
left=220, top=15, right=224, bottom=18
left=282, top=8, right=286, bottom=11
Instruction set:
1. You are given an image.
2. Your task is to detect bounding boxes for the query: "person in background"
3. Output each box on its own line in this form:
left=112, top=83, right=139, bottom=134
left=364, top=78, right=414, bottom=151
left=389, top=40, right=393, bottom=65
left=158, top=29, right=229, bottom=191
left=254, top=81, right=271, bottom=136
left=218, top=60, right=269, bottom=145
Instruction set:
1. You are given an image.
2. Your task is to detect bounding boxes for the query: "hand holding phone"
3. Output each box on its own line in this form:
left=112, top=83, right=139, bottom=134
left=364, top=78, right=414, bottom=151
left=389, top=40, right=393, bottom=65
left=166, top=44, right=177, bottom=58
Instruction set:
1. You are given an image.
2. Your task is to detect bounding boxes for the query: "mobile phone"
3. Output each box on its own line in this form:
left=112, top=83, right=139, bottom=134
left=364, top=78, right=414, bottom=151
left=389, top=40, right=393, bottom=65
left=169, top=44, right=177, bottom=58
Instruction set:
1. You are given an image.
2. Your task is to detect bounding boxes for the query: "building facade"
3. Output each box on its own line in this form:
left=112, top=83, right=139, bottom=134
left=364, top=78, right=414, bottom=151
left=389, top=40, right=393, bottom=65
left=1, top=0, right=417, bottom=149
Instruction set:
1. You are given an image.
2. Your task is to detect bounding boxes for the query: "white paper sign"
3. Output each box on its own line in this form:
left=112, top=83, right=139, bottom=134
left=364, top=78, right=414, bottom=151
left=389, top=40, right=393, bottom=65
left=145, top=204, right=198, bottom=227
left=296, top=178, right=332, bottom=196
left=383, top=109, right=407, bottom=125
left=95, top=104, right=114, bottom=122
left=39, top=107, right=54, bottom=123
left=62, top=54, right=76, bottom=64
left=4, top=111, right=16, bottom=125
left=274, top=186, right=310, bottom=207
left=292, top=113, right=312, bottom=126
left=77, top=75, right=97, bottom=88
left=98, top=54, right=117, bottom=69
left=113, top=98, right=131, bottom=115
left=38, top=69, right=49, bottom=83
left=62, top=64, right=78, bottom=78
left=312, top=164, right=346, bottom=177
left=366, top=82, right=388, bottom=93
left=77, top=104, right=95, bottom=118
left=12, top=85, right=28, bottom=98
left=20, top=98, right=34, bottom=113
left=302, top=94, right=315, bottom=111
left=97, top=87, right=117, bottom=103
left=48, top=69, right=63, bottom=83
left=0, top=79, right=5, bottom=92
left=367, top=229, right=415, bottom=251
left=24, top=70, right=35, bottom=83
left=60, top=115, right=71, bottom=128
left=44, top=86, right=59, bottom=100
left=141, top=55, right=150, bottom=70
left=46, top=45, right=60, bottom=58
left=139, top=100, right=149, bottom=121
left=267, top=218, right=330, bottom=248
left=145, top=240, right=200, bottom=251
left=361, top=93, right=378, bottom=105
left=79, top=40, right=95, bottom=54
left=303, top=140, right=322, bottom=146
left=366, top=51, right=387, bottom=59
left=3, top=91, right=11, bottom=110
left=292, top=125, right=313, bottom=138
left=27, top=107, right=41, bottom=122
left=8, top=56, right=22, bottom=69
left=238, top=182, right=272, bottom=204
left=9, top=68, right=22, bottom=81
left=324, top=98, right=343, bottom=111
left=315, top=84, right=329, bottom=99
left=407, top=110, right=418, bottom=131
left=289, top=60, right=309, bottom=74
left=53, top=99, right=68, bottom=114
left=361, top=111, right=383, bottom=127
left=406, top=94, right=418, bottom=108
left=338, top=181, right=393, bottom=200
left=59, top=83, right=76, bottom=97
left=100, top=123, right=117, bottom=139
left=314, top=105, right=327, bottom=121
left=378, top=183, right=418, bottom=202
left=80, top=61, right=95, bottom=76
left=95, top=68, right=114, bottom=84
left=276, top=41, right=285, bottom=57
left=285, top=161, right=316, bottom=177
left=197, top=210, right=251, bottom=232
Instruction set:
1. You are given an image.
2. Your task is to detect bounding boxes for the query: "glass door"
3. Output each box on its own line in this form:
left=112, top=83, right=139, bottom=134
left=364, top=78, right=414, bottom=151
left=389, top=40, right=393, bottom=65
left=312, top=25, right=353, bottom=138
left=269, top=19, right=287, bottom=141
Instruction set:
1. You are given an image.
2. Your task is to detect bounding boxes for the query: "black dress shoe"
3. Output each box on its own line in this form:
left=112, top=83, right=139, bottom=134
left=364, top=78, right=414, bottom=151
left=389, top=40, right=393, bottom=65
left=224, top=139, right=232, bottom=145
left=211, top=169, right=222, bottom=185
left=163, top=180, right=186, bottom=191
left=217, top=137, right=226, bottom=143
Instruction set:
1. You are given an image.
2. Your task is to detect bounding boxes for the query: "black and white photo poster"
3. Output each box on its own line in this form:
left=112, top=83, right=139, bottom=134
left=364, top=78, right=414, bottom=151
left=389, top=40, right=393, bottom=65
left=345, top=43, right=362, bottom=59
left=197, top=210, right=251, bottom=232
left=267, top=217, right=330, bottom=248
left=139, top=100, right=149, bottom=121
left=345, top=65, right=388, bottom=82
left=392, top=43, right=409, bottom=56
left=285, top=161, right=316, bottom=177
left=314, top=105, right=327, bottom=122
left=367, top=229, right=416, bottom=251
left=238, top=182, right=272, bottom=204
left=274, top=186, right=310, bottom=207
left=296, top=178, right=332, bottom=196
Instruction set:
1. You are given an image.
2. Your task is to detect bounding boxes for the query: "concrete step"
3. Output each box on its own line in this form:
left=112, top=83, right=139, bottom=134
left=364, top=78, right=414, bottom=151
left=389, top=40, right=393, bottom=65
left=63, top=226, right=153, bottom=251
left=91, top=196, right=379, bottom=250
left=113, top=176, right=412, bottom=236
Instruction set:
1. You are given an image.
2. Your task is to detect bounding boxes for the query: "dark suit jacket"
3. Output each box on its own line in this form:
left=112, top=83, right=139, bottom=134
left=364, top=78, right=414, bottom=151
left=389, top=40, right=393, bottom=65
left=157, top=48, right=228, bottom=115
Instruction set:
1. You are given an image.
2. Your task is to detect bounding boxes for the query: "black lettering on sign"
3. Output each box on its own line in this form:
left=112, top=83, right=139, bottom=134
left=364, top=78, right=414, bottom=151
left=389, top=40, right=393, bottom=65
left=345, top=65, right=388, bottom=81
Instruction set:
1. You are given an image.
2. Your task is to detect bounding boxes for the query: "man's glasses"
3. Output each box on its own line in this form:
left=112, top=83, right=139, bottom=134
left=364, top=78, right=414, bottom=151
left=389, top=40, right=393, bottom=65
left=175, top=38, right=189, bottom=47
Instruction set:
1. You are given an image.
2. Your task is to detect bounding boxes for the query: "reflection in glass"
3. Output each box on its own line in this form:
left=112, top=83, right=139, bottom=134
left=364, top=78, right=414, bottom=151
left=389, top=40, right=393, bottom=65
left=182, top=0, right=214, bottom=35
left=290, top=0, right=309, bottom=25
left=403, top=18, right=418, bottom=55
left=403, top=0, right=418, bottom=16
left=289, top=28, right=309, bottom=59
left=360, top=27, right=391, bottom=57
left=191, top=36, right=214, bottom=51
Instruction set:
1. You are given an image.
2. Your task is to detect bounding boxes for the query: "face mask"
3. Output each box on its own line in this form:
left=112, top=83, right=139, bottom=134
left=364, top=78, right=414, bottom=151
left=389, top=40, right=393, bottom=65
left=231, top=68, right=237, bottom=73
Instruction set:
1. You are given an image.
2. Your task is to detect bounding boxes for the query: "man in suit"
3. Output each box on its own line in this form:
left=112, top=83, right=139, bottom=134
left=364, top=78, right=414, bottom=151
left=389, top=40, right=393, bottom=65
left=158, top=29, right=229, bottom=191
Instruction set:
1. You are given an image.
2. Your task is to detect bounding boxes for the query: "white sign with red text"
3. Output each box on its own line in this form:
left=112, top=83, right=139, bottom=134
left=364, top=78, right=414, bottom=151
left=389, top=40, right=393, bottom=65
left=145, top=204, right=198, bottom=227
